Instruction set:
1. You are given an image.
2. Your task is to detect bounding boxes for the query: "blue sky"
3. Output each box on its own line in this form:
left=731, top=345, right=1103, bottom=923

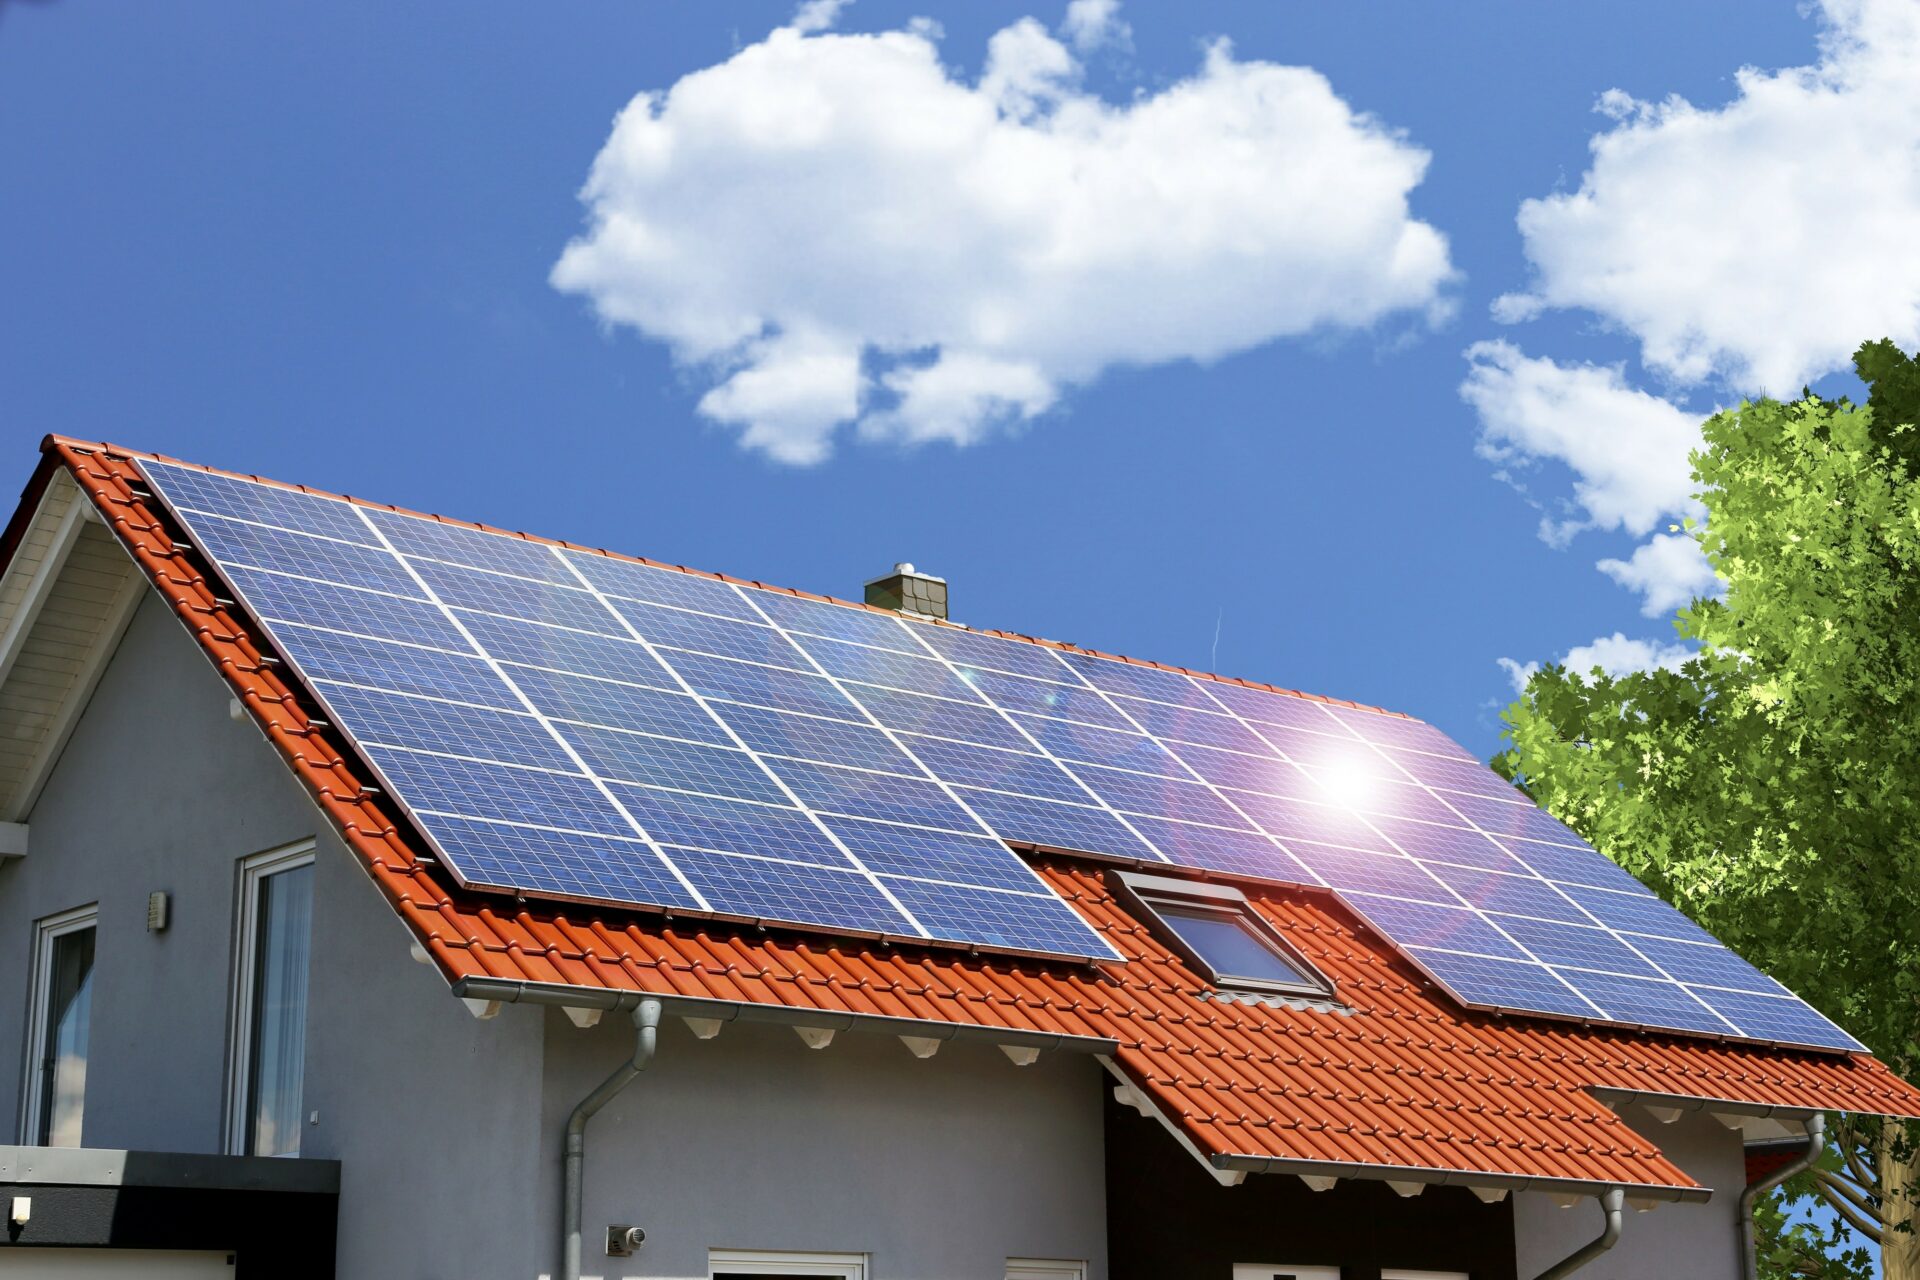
left=3, top=0, right=1912, bottom=770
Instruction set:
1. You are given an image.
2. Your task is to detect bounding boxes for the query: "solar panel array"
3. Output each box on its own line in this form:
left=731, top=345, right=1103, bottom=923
left=137, top=459, right=1864, bottom=1051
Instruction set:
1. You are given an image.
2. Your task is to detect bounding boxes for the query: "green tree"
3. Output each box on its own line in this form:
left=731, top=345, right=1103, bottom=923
left=1496, top=341, right=1920, bottom=1280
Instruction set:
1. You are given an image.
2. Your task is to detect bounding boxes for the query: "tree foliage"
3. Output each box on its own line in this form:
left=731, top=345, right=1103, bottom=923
left=1496, top=341, right=1920, bottom=1279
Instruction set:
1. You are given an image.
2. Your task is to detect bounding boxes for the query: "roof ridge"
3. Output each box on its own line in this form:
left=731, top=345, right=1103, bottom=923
left=40, top=434, right=1414, bottom=720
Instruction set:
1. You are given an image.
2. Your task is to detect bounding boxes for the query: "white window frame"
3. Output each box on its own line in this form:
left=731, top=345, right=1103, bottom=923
left=710, top=1249, right=868, bottom=1278
left=18, top=903, right=97, bottom=1144
left=1008, top=1260, right=1088, bottom=1280
left=224, top=840, right=315, bottom=1157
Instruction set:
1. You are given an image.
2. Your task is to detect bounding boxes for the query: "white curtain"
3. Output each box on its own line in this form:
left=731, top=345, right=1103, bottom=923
left=249, top=863, right=312, bottom=1157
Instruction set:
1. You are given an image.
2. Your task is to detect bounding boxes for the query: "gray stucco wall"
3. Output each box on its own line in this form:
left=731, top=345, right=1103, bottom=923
left=543, top=1012, right=1109, bottom=1280
left=2, top=591, right=1111, bottom=1279
left=1513, top=1101, right=1749, bottom=1280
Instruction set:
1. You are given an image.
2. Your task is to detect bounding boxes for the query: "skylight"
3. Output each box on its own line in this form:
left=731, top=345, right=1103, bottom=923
left=1117, top=872, right=1332, bottom=999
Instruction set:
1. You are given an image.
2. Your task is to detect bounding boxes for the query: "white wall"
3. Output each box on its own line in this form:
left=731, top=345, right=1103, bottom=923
left=1513, top=1101, right=1748, bottom=1280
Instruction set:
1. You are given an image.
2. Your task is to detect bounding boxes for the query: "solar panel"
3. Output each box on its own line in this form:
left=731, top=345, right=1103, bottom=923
left=137, top=458, right=1865, bottom=1050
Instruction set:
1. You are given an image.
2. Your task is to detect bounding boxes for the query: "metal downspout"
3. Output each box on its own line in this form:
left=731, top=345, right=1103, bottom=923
left=1533, top=1187, right=1626, bottom=1280
left=562, top=997, right=662, bottom=1280
left=1739, top=1112, right=1826, bottom=1280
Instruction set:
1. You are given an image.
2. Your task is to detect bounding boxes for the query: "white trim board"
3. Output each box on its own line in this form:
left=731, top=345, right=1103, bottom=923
left=710, top=1249, right=868, bottom=1278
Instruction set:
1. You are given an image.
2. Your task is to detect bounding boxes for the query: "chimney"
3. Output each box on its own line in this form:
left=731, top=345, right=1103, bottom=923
left=864, top=562, right=948, bottom=621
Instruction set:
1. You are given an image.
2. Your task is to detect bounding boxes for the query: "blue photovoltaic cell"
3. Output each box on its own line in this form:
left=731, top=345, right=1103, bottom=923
left=954, top=787, right=1160, bottom=861
left=425, top=815, right=702, bottom=909
left=557, top=722, right=786, bottom=804
left=1698, top=990, right=1855, bottom=1047
left=913, top=621, right=1077, bottom=681
left=189, top=513, right=424, bottom=597
left=1066, top=762, right=1253, bottom=831
left=315, top=684, right=576, bottom=773
left=1343, top=895, right=1532, bottom=960
left=1564, top=972, right=1731, bottom=1036
left=897, top=735, right=1090, bottom=805
left=723, top=703, right=922, bottom=774
left=669, top=650, right=863, bottom=721
left=663, top=846, right=918, bottom=935
left=420, top=560, right=619, bottom=636
left=1491, top=915, right=1663, bottom=979
left=1559, top=884, right=1715, bottom=943
left=1403, top=950, right=1601, bottom=1019
left=271, top=624, right=509, bottom=708
left=1495, top=838, right=1650, bottom=892
left=459, top=611, right=678, bottom=691
left=609, top=597, right=805, bottom=669
left=1008, top=713, right=1187, bottom=777
left=1224, top=791, right=1393, bottom=854
left=849, top=684, right=1030, bottom=750
left=797, top=635, right=983, bottom=701
left=1109, top=696, right=1272, bottom=754
left=1173, top=744, right=1315, bottom=799
left=1630, top=935, right=1787, bottom=995
left=772, top=758, right=980, bottom=831
left=878, top=875, right=1104, bottom=956
left=365, top=507, right=580, bottom=585
left=221, top=566, right=466, bottom=650
left=1322, top=704, right=1477, bottom=761
left=1310, top=849, right=1458, bottom=905
left=507, top=665, right=727, bottom=743
left=144, top=460, right=380, bottom=545
left=820, top=816, right=1042, bottom=893
left=1441, top=868, right=1589, bottom=925
left=750, top=590, right=926, bottom=653
left=564, top=551, right=763, bottom=621
left=606, top=783, right=851, bottom=868
left=951, top=666, right=1132, bottom=729
left=141, top=459, right=1870, bottom=1042
left=1119, top=814, right=1311, bottom=884
left=1060, top=650, right=1216, bottom=710
left=1373, top=819, right=1526, bottom=872
left=367, top=747, right=630, bottom=837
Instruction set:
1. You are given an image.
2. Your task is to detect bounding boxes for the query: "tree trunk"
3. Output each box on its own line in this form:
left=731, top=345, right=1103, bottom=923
left=1883, top=1120, right=1920, bottom=1280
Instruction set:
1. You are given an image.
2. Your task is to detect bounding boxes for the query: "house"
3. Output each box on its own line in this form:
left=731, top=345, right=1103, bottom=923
left=3, top=435, right=1918, bottom=1280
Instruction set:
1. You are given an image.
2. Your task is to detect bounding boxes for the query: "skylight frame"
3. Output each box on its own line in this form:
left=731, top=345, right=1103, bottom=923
left=1113, top=870, right=1334, bottom=1000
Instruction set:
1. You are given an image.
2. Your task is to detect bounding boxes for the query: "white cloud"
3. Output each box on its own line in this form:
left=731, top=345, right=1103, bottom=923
left=1597, top=530, right=1719, bottom=617
left=1498, top=632, right=1693, bottom=693
left=553, top=10, right=1455, bottom=463
left=1459, top=340, right=1704, bottom=546
left=1062, top=0, right=1131, bottom=53
left=790, top=0, right=849, bottom=36
left=1495, top=0, right=1920, bottom=395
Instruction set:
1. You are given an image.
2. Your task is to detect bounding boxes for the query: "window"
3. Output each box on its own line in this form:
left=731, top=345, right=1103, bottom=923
left=1117, top=872, right=1332, bottom=998
left=1231, top=1267, right=1339, bottom=1280
left=1008, top=1261, right=1088, bottom=1280
left=228, top=843, right=315, bottom=1157
left=709, top=1249, right=867, bottom=1279
left=22, top=904, right=96, bottom=1146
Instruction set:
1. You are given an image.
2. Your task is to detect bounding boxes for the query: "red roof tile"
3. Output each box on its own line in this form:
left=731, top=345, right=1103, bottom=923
left=40, top=436, right=1920, bottom=1197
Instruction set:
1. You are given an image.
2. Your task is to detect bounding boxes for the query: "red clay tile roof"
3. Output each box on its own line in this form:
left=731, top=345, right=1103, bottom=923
left=36, top=436, right=1920, bottom=1197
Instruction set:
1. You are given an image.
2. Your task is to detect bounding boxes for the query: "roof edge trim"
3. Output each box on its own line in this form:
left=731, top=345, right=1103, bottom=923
left=1587, top=1087, right=1830, bottom=1122
left=451, top=976, right=1121, bottom=1054
left=1208, top=1152, right=1711, bottom=1204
